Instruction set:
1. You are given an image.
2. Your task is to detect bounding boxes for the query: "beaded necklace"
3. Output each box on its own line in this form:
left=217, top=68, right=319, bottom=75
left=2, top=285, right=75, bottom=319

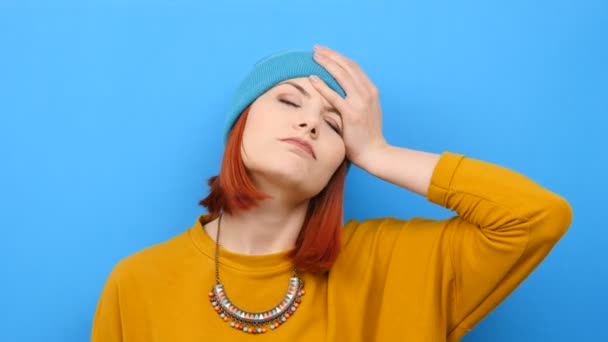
left=208, top=214, right=306, bottom=334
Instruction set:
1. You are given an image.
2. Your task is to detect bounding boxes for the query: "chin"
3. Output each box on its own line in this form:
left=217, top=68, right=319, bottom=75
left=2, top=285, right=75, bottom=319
left=254, top=165, right=320, bottom=195
left=270, top=165, right=310, bottom=185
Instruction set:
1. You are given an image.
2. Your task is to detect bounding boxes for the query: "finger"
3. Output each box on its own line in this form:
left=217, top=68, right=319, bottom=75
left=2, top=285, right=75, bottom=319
left=314, top=46, right=375, bottom=93
left=308, top=75, right=348, bottom=115
left=315, top=45, right=361, bottom=76
left=313, top=52, right=363, bottom=97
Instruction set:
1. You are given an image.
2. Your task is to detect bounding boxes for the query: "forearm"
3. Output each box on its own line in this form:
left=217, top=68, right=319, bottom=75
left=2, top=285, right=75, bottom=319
left=358, top=144, right=441, bottom=197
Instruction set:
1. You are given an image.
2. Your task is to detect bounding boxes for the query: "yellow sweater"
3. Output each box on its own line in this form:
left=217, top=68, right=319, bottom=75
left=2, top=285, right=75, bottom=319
left=91, top=151, right=573, bottom=341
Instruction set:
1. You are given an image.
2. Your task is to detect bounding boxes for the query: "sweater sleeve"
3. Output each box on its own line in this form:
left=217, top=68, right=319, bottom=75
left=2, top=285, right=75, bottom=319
left=427, top=152, right=573, bottom=341
left=90, top=262, right=124, bottom=342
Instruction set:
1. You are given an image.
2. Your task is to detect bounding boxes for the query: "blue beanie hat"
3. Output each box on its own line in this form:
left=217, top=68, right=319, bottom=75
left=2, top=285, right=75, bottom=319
left=223, top=49, right=347, bottom=142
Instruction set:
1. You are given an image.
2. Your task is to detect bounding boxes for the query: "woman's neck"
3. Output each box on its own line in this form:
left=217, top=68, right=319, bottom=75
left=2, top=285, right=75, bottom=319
left=204, top=200, right=309, bottom=255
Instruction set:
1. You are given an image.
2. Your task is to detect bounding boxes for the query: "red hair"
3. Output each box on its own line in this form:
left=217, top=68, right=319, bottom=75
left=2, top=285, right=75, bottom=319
left=199, top=106, right=348, bottom=273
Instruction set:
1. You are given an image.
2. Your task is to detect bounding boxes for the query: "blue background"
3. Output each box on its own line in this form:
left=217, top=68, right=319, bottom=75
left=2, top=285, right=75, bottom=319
left=1, top=0, right=606, bottom=340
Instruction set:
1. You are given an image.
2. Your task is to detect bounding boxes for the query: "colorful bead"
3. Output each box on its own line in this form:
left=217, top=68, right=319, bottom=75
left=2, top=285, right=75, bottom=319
left=208, top=277, right=305, bottom=334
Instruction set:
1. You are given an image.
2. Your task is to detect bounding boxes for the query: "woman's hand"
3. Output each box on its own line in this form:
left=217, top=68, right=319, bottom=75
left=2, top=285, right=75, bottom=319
left=309, top=45, right=388, bottom=169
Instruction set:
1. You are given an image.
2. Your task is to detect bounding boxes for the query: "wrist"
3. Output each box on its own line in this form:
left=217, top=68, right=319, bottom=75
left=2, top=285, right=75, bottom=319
left=350, top=141, right=391, bottom=172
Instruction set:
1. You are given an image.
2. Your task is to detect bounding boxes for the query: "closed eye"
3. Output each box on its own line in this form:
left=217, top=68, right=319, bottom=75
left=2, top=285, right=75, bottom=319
left=327, top=120, right=342, bottom=135
left=280, top=98, right=342, bottom=135
left=279, top=99, right=300, bottom=108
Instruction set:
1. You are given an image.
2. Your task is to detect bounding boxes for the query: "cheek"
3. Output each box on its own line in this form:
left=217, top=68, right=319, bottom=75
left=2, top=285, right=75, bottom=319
left=241, top=108, right=275, bottom=151
left=241, top=126, right=286, bottom=171
left=241, top=130, right=269, bottom=168
left=243, top=103, right=286, bottom=141
left=319, top=137, right=346, bottom=171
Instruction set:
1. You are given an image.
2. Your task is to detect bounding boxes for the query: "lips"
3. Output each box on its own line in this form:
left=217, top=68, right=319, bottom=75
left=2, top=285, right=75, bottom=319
left=280, top=138, right=316, bottom=159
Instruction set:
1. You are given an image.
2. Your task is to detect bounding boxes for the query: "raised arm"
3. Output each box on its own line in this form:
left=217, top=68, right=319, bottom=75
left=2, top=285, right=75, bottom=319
left=311, top=45, right=573, bottom=341
left=364, top=148, right=573, bottom=339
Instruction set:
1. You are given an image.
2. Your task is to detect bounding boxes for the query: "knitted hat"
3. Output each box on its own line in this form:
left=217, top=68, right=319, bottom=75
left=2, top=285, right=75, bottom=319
left=223, top=49, right=347, bottom=142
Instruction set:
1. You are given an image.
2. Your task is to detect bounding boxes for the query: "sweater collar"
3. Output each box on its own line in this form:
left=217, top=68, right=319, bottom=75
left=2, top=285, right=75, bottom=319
left=188, top=213, right=296, bottom=275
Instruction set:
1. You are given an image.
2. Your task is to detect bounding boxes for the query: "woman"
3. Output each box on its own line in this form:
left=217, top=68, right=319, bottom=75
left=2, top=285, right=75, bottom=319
left=91, top=45, right=573, bottom=341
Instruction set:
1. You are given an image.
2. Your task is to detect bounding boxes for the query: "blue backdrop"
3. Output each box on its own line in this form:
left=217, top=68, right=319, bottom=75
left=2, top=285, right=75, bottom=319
left=1, top=0, right=606, bottom=340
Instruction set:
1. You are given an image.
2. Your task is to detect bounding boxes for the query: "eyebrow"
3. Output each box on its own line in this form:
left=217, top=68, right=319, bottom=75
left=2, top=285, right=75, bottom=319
left=278, top=81, right=343, bottom=120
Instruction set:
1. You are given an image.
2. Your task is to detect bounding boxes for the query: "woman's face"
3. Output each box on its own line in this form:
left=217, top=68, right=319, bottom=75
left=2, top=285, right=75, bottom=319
left=241, top=77, right=346, bottom=202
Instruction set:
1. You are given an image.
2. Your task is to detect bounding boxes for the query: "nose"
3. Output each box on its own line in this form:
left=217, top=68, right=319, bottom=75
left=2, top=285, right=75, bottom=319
left=295, top=114, right=320, bottom=138
left=298, top=122, right=319, bottom=139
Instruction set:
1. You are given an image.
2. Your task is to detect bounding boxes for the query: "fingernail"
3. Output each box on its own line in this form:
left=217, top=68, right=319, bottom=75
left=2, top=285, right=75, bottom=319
left=309, top=75, right=320, bottom=82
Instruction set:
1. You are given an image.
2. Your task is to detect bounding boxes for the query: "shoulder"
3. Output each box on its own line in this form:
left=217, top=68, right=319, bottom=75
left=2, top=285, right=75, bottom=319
left=342, top=215, right=451, bottom=243
left=338, top=215, right=452, bottom=262
left=108, top=229, right=193, bottom=285
left=336, top=217, right=411, bottom=266
left=331, top=215, right=455, bottom=278
left=341, top=216, right=412, bottom=248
